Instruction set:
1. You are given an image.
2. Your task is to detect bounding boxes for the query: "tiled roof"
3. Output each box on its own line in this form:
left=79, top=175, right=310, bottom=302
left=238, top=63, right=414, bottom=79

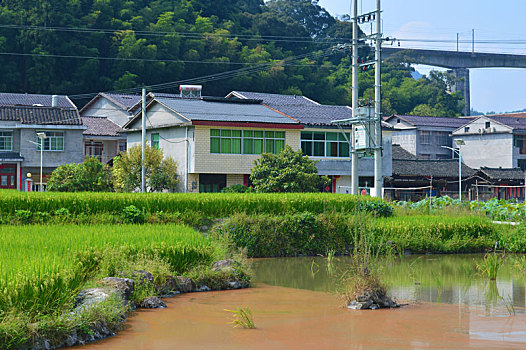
left=485, top=115, right=526, bottom=131
left=393, top=159, right=475, bottom=178
left=153, top=97, right=298, bottom=124
left=479, top=167, right=525, bottom=180
left=387, top=115, right=472, bottom=128
left=102, top=93, right=142, bottom=109
left=0, top=106, right=82, bottom=125
left=81, top=116, right=125, bottom=137
left=231, top=91, right=393, bottom=127
left=229, top=91, right=319, bottom=106
left=392, top=145, right=417, bottom=160
left=0, top=92, right=75, bottom=108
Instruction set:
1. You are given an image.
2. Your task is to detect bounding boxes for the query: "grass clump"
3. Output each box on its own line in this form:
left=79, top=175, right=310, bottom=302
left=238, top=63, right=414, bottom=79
left=224, top=307, right=255, bottom=329
left=476, top=252, right=505, bottom=280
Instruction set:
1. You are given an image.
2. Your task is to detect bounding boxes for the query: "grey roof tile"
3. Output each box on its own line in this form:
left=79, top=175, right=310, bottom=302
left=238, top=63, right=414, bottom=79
left=156, top=97, right=298, bottom=124
left=485, top=115, right=526, bottom=131
left=480, top=167, right=525, bottom=180
left=230, top=91, right=318, bottom=106
left=0, top=92, right=75, bottom=108
left=0, top=106, right=81, bottom=125
left=393, top=159, right=475, bottom=178
left=81, top=116, right=125, bottom=137
left=392, top=145, right=417, bottom=160
left=387, top=115, right=473, bottom=128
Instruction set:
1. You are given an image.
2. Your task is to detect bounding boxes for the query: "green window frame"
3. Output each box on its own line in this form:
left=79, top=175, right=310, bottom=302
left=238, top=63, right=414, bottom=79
left=0, top=131, right=12, bottom=151
left=37, top=131, right=64, bottom=151
left=151, top=133, right=160, bottom=150
left=300, top=131, right=350, bottom=158
left=210, top=129, right=285, bottom=154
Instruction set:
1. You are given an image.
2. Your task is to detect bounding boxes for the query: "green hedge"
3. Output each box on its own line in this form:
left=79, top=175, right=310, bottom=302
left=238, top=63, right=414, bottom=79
left=216, top=213, right=500, bottom=257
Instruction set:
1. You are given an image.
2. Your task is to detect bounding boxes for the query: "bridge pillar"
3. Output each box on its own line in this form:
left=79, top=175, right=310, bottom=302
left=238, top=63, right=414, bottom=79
left=447, top=68, right=470, bottom=116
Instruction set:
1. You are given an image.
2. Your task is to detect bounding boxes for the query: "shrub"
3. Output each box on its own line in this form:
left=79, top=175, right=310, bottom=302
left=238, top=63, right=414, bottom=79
left=221, top=185, right=253, bottom=193
left=122, top=205, right=144, bottom=224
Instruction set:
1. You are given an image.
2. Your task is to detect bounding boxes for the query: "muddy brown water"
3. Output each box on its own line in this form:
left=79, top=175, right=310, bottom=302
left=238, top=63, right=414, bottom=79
left=75, top=255, right=526, bottom=349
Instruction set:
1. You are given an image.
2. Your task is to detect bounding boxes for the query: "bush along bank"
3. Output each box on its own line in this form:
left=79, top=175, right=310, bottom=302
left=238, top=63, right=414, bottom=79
left=214, top=212, right=506, bottom=257
left=0, top=225, right=250, bottom=350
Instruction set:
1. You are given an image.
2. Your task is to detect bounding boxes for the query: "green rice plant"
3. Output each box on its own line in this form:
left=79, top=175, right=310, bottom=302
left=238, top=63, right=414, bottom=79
left=476, top=252, right=505, bottom=280
left=0, top=190, right=393, bottom=218
left=224, top=307, right=255, bottom=329
left=0, top=224, right=219, bottom=318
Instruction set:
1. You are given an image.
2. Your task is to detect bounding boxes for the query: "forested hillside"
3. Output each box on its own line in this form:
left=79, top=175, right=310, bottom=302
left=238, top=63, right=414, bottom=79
left=0, top=0, right=463, bottom=115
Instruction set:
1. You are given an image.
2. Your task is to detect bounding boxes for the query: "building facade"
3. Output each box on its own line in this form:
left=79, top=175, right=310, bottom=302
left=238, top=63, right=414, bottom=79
left=452, top=114, right=526, bottom=170
left=384, top=115, right=472, bottom=160
left=0, top=93, right=84, bottom=191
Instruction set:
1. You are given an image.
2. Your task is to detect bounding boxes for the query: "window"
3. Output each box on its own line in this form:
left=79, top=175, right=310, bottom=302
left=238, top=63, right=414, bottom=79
left=519, top=159, right=526, bottom=171
left=435, top=132, right=449, bottom=146
left=419, top=154, right=431, bottom=160
left=85, top=141, right=103, bottom=161
left=464, top=127, right=470, bottom=133
left=514, top=135, right=526, bottom=154
left=419, top=131, right=431, bottom=145
left=301, top=131, right=350, bottom=158
left=485, top=121, right=491, bottom=129
left=119, top=141, right=127, bottom=153
left=210, top=129, right=285, bottom=154
left=199, top=174, right=226, bottom=193
left=0, top=131, right=12, bottom=151
left=37, top=131, right=64, bottom=151
left=436, top=154, right=449, bottom=160
left=151, top=133, right=160, bottom=150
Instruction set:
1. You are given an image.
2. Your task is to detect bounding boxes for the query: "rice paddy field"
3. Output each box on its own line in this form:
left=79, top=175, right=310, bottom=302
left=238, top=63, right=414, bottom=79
left=0, top=190, right=392, bottom=217
left=0, top=224, right=220, bottom=318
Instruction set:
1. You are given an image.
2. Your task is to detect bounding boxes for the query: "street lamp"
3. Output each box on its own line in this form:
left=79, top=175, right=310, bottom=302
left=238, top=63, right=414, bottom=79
left=27, top=132, right=47, bottom=192
left=441, top=138, right=465, bottom=201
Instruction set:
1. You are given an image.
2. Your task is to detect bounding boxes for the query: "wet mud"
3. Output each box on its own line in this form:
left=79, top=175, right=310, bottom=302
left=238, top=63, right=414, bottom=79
left=75, top=283, right=526, bottom=350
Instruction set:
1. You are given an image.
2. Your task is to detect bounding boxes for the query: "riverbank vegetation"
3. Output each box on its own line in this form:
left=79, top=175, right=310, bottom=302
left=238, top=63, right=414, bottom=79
left=0, top=224, right=246, bottom=349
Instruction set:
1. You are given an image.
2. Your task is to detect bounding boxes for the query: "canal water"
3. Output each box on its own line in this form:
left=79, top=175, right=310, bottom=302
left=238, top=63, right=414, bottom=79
left=76, top=254, right=526, bottom=349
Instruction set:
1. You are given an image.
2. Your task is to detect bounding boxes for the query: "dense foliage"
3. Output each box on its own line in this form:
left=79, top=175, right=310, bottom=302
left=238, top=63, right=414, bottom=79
left=0, top=190, right=393, bottom=217
left=112, top=144, right=179, bottom=192
left=0, top=0, right=464, bottom=115
left=217, top=212, right=499, bottom=257
left=251, top=145, right=331, bottom=192
left=46, top=156, right=112, bottom=192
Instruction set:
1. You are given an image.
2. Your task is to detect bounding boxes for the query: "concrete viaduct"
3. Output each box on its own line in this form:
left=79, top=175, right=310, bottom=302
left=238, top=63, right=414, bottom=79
left=381, top=47, right=526, bottom=116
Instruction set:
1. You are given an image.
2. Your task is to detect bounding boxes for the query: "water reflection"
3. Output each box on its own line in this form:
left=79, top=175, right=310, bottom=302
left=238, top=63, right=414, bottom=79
left=250, top=254, right=526, bottom=313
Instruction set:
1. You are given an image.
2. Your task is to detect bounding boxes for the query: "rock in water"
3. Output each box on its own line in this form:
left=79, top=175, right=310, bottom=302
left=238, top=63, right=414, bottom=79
left=212, top=259, right=241, bottom=272
left=347, top=291, right=400, bottom=310
left=139, top=296, right=167, bottom=309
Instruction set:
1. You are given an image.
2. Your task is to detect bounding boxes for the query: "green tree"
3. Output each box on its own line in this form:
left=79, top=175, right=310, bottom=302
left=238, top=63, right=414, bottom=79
left=47, top=157, right=112, bottom=192
left=112, top=144, right=179, bottom=192
left=250, top=145, right=330, bottom=192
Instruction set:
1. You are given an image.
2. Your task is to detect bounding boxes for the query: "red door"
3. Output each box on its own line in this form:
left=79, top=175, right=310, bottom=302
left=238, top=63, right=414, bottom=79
left=0, top=164, right=17, bottom=189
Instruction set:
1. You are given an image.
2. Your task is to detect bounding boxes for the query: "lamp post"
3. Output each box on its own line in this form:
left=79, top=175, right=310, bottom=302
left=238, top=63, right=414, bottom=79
left=27, top=132, right=47, bottom=192
left=441, top=138, right=465, bottom=201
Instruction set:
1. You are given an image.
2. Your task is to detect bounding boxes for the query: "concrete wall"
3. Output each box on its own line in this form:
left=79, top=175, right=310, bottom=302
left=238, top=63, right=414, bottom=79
left=453, top=133, right=513, bottom=169
left=392, top=129, right=417, bottom=156
left=128, top=126, right=191, bottom=193
left=19, top=128, right=84, bottom=168
left=82, top=98, right=131, bottom=127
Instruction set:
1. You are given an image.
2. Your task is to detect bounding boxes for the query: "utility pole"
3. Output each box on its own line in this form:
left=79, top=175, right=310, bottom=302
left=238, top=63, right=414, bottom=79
left=472, top=29, right=475, bottom=54
left=456, top=33, right=459, bottom=52
left=373, top=0, right=383, bottom=198
left=351, top=0, right=359, bottom=195
left=141, top=88, right=146, bottom=193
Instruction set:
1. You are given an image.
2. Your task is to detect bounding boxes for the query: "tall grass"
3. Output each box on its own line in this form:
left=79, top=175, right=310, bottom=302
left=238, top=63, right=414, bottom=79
left=0, top=190, right=392, bottom=217
left=0, top=224, right=218, bottom=317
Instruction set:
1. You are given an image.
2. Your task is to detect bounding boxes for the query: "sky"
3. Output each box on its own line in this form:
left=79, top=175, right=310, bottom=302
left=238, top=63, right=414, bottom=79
left=317, top=0, right=526, bottom=114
